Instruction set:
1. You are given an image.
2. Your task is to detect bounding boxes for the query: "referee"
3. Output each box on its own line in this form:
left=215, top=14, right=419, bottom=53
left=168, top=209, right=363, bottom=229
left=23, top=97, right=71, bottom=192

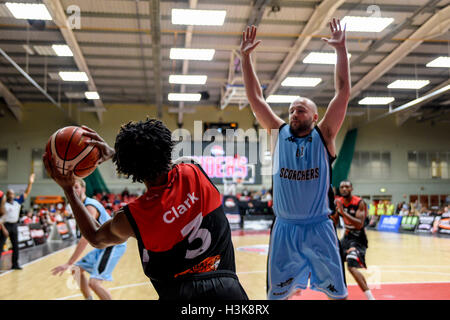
left=0, top=173, right=35, bottom=270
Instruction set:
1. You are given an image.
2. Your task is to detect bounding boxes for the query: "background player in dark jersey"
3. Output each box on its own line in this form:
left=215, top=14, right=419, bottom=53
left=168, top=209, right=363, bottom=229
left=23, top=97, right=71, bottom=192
left=43, top=119, right=248, bottom=301
left=336, top=180, right=375, bottom=300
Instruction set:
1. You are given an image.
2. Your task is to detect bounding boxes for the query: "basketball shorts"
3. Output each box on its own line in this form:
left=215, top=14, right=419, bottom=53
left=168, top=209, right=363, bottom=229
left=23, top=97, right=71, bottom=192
left=154, top=270, right=249, bottom=301
left=267, top=216, right=348, bottom=300
left=75, top=243, right=127, bottom=281
left=341, top=238, right=367, bottom=269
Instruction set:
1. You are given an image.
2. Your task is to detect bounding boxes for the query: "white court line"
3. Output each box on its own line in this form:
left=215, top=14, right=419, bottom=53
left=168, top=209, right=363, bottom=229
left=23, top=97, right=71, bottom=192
left=54, top=269, right=450, bottom=300
left=0, top=243, right=77, bottom=278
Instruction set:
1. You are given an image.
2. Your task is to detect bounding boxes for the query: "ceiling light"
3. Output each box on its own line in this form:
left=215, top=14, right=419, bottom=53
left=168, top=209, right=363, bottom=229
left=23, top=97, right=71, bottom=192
left=22, top=45, right=34, bottom=55
left=340, top=16, right=394, bottom=32
left=426, top=56, right=450, bottom=68
left=65, top=92, right=85, bottom=99
left=52, top=44, right=73, bottom=57
left=387, top=80, right=430, bottom=90
left=266, top=95, right=300, bottom=103
left=172, top=9, right=226, bottom=26
left=58, top=71, right=88, bottom=82
left=33, top=45, right=57, bottom=56
left=170, top=48, right=215, bottom=61
left=281, top=77, right=322, bottom=87
left=85, top=91, right=100, bottom=100
left=392, top=85, right=450, bottom=113
left=168, top=93, right=201, bottom=102
left=358, top=97, right=395, bottom=105
left=5, top=2, right=52, bottom=20
left=169, top=75, right=207, bottom=85
left=303, top=52, right=351, bottom=64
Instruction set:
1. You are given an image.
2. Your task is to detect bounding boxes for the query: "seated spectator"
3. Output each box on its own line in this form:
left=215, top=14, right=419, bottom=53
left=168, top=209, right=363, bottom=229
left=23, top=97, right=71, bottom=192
left=261, top=189, right=272, bottom=202
left=121, top=187, right=130, bottom=199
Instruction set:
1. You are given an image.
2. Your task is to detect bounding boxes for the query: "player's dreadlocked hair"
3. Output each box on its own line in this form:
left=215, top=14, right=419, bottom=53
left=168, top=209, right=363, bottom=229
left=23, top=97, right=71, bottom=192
left=113, top=118, right=174, bottom=183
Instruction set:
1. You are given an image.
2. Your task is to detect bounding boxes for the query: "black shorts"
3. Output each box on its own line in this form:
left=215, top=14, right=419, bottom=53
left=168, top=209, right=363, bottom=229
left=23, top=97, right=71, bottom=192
left=154, top=270, right=249, bottom=301
left=341, top=238, right=367, bottom=269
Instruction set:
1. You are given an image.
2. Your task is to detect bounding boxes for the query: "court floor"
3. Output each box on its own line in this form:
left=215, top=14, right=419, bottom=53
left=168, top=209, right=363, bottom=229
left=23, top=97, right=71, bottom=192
left=0, top=229, right=449, bottom=300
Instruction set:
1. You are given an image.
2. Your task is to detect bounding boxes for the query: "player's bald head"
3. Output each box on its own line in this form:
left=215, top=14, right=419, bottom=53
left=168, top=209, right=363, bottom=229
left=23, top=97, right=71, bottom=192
left=289, top=97, right=318, bottom=115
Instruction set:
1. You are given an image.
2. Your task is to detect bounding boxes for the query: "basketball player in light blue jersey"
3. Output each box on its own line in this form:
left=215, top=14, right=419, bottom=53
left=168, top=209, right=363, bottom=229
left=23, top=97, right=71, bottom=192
left=241, top=19, right=350, bottom=299
left=51, top=179, right=127, bottom=300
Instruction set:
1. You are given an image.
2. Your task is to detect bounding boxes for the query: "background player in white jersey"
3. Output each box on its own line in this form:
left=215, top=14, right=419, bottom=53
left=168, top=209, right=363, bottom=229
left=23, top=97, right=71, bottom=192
left=241, top=19, right=350, bottom=299
left=51, top=178, right=127, bottom=300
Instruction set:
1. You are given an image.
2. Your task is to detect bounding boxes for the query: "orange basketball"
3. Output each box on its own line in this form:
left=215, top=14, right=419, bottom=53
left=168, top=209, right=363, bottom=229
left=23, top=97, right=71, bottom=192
left=46, top=126, right=101, bottom=178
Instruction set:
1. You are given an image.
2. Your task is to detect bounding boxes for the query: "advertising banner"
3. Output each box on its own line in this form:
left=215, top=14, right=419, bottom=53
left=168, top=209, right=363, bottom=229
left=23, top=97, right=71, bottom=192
left=400, top=216, right=419, bottom=231
left=416, top=215, right=435, bottom=233
left=18, top=225, right=34, bottom=249
left=377, top=215, right=402, bottom=233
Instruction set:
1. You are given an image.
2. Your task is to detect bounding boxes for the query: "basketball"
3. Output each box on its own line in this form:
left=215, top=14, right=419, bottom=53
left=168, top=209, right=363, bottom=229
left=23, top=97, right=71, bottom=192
left=46, top=126, right=101, bottom=178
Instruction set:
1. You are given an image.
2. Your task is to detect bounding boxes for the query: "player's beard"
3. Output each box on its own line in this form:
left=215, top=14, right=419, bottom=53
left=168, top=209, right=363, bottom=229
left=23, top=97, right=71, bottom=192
left=289, top=117, right=314, bottom=136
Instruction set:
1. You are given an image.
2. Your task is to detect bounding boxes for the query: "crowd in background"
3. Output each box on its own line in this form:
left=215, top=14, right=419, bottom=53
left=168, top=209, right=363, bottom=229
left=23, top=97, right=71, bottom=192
left=5, top=188, right=449, bottom=245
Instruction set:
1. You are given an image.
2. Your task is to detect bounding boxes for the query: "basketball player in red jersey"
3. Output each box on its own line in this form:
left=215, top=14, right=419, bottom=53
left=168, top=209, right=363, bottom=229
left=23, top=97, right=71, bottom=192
left=43, top=119, right=248, bottom=300
left=335, top=180, right=375, bottom=300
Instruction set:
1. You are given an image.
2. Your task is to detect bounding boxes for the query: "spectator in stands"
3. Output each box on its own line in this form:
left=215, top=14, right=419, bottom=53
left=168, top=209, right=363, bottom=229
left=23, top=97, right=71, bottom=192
left=100, top=192, right=109, bottom=203
left=0, top=190, right=8, bottom=246
left=261, top=189, right=272, bottom=203
left=395, top=202, right=404, bottom=215
left=240, top=188, right=251, bottom=202
left=0, top=173, right=35, bottom=270
left=121, top=188, right=130, bottom=199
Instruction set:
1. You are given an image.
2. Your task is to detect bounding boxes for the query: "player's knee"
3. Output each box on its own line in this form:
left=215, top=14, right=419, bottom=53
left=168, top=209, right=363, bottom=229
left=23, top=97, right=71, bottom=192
left=88, top=278, right=102, bottom=288
left=345, top=248, right=358, bottom=264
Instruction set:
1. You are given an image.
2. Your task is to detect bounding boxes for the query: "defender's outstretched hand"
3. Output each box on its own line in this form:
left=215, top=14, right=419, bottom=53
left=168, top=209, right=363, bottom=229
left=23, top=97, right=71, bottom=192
left=240, top=25, right=261, bottom=56
left=322, top=18, right=346, bottom=49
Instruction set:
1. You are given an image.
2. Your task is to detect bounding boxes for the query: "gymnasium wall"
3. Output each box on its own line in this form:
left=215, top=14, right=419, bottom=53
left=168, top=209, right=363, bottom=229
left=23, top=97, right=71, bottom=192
left=350, top=115, right=450, bottom=204
left=0, top=102, right=448, bottom=207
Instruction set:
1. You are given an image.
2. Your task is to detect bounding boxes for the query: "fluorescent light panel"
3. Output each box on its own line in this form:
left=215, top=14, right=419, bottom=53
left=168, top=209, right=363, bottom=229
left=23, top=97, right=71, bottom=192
left=65, top=92, right=85, bottom=99
left=172, top=9, right=226, bottom=26
left=170, top=48, right=215, bottom=61
left=303, top=52, right=351, bottom=65
left=168, top=93, right=201, bottom=102
left=266, top=95, right=300, bottom=103
left=33, top=45, right=57, bottom=56
left=426, top=56, right=450, bottom=68
left=5, top=2, right=52, bottom=20
left=387, top=80, right=430, bottom=90
left=393, top=85, right=450, bottom=113
left=281, top=77, right=322, bottom=87
left=58, top=71, right=88, bottom=82
left=359, top=97, right=395, bottom=105
left=85, top=91, right=100, bottom=100
left=169, top=75, right=207, bottom=85
left=340, top=16, right=394, bottom=32
left=52, top=45, right=73, bottom=57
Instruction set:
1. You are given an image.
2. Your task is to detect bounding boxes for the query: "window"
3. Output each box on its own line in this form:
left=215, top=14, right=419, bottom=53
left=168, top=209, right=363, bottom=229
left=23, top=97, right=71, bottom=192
left=350, top=151, right=391, bottom=179
left=0, top=149, right=7, bottom=179
left=32, top=148, right=49, bottom=179
left=407, top=151, right=449, bottom=180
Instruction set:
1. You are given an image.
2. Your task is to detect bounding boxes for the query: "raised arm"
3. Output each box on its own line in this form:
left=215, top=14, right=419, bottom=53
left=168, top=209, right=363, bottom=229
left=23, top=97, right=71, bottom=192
left=318, top=18, right=351, bottom=156
left=241, top=25, right=284, bottom=133
left=22, top=173, right=35, bottom=200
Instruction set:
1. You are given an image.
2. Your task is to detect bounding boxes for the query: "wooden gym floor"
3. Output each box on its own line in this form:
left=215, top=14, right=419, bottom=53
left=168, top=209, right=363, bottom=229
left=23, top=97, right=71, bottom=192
left=0, top=229, right=449, bottom=300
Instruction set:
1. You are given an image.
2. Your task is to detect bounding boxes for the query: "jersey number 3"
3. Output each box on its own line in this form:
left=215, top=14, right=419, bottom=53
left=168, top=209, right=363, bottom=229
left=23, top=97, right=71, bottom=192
left=181, top=213, right=211, bottom=259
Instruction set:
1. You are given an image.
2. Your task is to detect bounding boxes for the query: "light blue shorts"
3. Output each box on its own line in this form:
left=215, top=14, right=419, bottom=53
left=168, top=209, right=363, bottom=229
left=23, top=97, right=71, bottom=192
left=75, top=243, right=127, bottom=282
left=267, top=216, right=347, bottom=300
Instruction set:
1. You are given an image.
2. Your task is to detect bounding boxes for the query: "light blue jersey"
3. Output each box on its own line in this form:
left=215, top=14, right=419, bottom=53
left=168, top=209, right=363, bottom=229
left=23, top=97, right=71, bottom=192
left=75, top=197, right=126, bottom=281
left=272, top=124, right=335, bottom=221
left=268, top=124, right=347, bottom=300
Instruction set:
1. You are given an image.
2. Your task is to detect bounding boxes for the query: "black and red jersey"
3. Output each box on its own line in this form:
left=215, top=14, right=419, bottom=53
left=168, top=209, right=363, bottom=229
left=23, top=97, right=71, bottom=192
left=123, top=162, right=236, bottom=293
left=336, top=195, right=368, bottom=248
